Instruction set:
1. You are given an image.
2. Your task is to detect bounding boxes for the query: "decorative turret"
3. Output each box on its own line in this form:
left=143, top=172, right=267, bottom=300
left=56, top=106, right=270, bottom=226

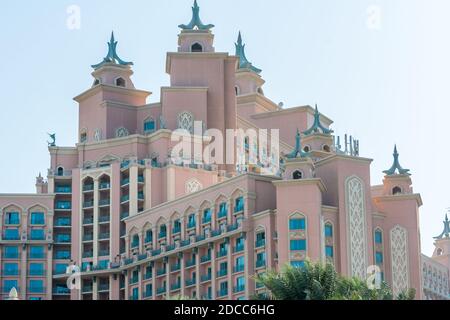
left=434, top=214, right=450, bottom=240
left=179, top=0, right=214, bottom=31
left=235, top=32, right=262, bottom=74
left=303, top=105, right=333, bottom=136
left=383, top=145, right=411, bottom=176
left=286, top=129, right=310, bottom=159
left=91, top=32, right=133, bottom=70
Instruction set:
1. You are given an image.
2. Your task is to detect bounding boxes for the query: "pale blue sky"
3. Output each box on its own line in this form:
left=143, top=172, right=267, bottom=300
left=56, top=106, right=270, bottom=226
left=0, top=0, right=448, bottom=255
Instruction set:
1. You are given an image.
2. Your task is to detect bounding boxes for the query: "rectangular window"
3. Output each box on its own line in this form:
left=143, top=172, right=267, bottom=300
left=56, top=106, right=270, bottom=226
left=235, top=197, right=244, bottom=213
left=29, top=246, right=45, bottom=259
left=236, top=276, right=245, bottom=288
left=219, top=203, right=228, bottom=217
left=4, top=246, right=19, bottom=259
left=30, top=229, right=45, bottom=240
left=29, top=263, right=44, bottom=276
left=375, top=252, right=384, bottom=264
left=29, top=280, right=44, bottom=293
left=5, top=212, right=20, bottom=225
left=289, top=218, right=306, bottom=230
left=291, top=261, right=305, bottom=268
left=203, top=209, right=212, bottom=223
left=144, top=120, right=155, bottom=133
left=30, top=212, right=45, bottom=225
left=220, top=281, right=228, bottom=291
left=55, top=264, right=68, bottom=275
left=325, top=225, right=333, bottom=237
left=325, top=246, right=334, bottom=258
left=4, top=228, right=20, bottom=240
left=290, top=239, right=307, bottom=251
left=4, top=263, right=19, bottom=276
left=375, top=231, right=383, bottom=244
left=188, top=214, right=196, bottom=228
left=4, top=280, right=18, bottom=292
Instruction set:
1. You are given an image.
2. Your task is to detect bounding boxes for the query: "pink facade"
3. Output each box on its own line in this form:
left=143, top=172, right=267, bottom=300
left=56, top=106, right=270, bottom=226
left=0, top=1, right=445, bottom=301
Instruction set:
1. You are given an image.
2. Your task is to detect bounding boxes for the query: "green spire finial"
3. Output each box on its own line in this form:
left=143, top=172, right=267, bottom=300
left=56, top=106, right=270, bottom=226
left=434, top=213, right=450, bottom=239
left=303, top=104, right=333, bottom=136
left=179, top=0, right=214, bottom=31
left=235, top=31, right=262, bottom=74
left=286, top=129, right=310, bottom=159
left=91, top=31, right=134, bottom=70
left=383, top=145, right=411, bottom=176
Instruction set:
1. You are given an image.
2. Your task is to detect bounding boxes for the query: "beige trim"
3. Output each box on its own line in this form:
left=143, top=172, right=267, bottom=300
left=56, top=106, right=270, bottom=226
left=250, top=104, right=333, bottom=126
left=315, top=154, right=373, bottom=167
left=374, top=194, right=423, bottom=207
left=73, top=84, right=151, bottom=103
left=272, top=178, right=327, bottom=193
left=166, top=52, right=236, bottom=74
left=237, top=93, right=280, bottom=112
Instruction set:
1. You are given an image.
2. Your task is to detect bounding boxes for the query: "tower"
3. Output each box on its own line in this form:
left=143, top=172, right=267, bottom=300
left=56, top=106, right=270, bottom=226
left=432, top=214, right=450, bottom=269
left=301, top=105, right=334, bottom=158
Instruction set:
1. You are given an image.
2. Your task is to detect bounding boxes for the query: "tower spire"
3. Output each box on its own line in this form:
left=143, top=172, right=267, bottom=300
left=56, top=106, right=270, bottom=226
left=178, top=0, right=214, bottom=31
left=235, top=31, right=262, bottom=74
left=434, top=214, right=450, bottom=239
left=91, top=31, right=134, bottom=70
left=303, top=105, right=333, bottom=136
left=286, top=129, right=310, bottom=159
left=383, top=145, right=411, bottom=176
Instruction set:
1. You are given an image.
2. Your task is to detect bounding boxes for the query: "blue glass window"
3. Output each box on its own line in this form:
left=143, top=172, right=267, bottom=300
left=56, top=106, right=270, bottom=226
left=325, top=224, right=333, bottom=237
left=188, top=214, right=196, bottom=228
left=132, top=287, right=139, bottom=300
left=5, top=212, right=20, bottom=225
left=4, top=229, right=20, bottom=240
left=81, top=262, right=90, bottom=272
left=159, top=225, right=167, bottom=238
left=326, top=246, right=334, bottom=258
left=30, top=212, right=45, bottom=225
left=375, top=252, right=384, bottom=264
left=291, top=261, right=305, bottom=268
left=29, top=246, right=45, bottom=259
left=290, top=239, right=307, bottom=251
left=30, top=229, right=45, bottom=240
left=375, top=231, right=383, bottom=244
left=29, top=280, right=44, bottom=293
left=29, top=263, right=44, bottom=276
left=98, top=260, right=109, bottom=270
left=4, top=246, right=19, bottom=259
left=220, top=281, right=228, bottom=291
left=144, top=119, right=156, bottom=133
left=236, top=276, right=245, bottom=288
left=4, top=280, right=18, bottom=292
left=4, top=263, right=19, bottom=276
left=145, top=283, right=152, bottom=297
left=235, top=197, right=244, bottom=213
left=289, top=218, right=306, bottom=230
left=131, top=234, right=139, bottom=248
left=55, top=264, right=68, bottom=275
left=173, top=220, right=181, bottom=233
left=55, top=250, right=70, bottom=260
left=236, top=256, right=245, bottom=269
left=219, top=202, right=228, bottom=218
left=145, top=230, right=153, bottom=243
left=203, top=209, right=212, bottom=223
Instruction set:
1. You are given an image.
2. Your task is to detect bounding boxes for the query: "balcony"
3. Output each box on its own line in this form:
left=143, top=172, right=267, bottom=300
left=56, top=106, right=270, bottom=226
left=120, top=195, right=130, bottom=203
left=55, top=218, right=71, bottom=227
left=98, top=283, right=109, bottom=292
left=255, top=239, right=266, bottom=248
left=83, top=201, right=94, bottom=209
left=144, top=290, right=152, bottom=298
left=233, top=265, right=245, bottom=273
left=227, top=223, right=239, bottom=232
left=200, top=254, right=211, bottom=263
left=144, top=271, right=152, bottom=280
left=151, top=249, right=162, bottom=256
left=187, top=221, right=196, bottom=230
left=158, top=232, right=167, bottom=240
left=29, top=231, right=46, bottom=241
left=196, top=234, right=206, bottom=242
left=233, top=285, right=245, bottom=293
left=121, top=178, right=130, bottom=186
left=218, top=209, right=228, bottom=219
left=55, top=251, right=70, bottom=260
left=180, top=239, right=191, bottom=247
left=256, top=260, right=266, bottom=269
left=211, top=229, right=222, bottom=237
left=166, top=244, right=176, bottom=252
left=137, top=253, right=148, bottom=261
left=99, top=182, right=110, bottom=190
left=185, top=279, right=196, bottom=287
left=123, top=258, right=134, bottom=266
left=156, top=286, right=166, bottom=295
left=83, top=217, right=93, bottom=225
left=98, top=250, right=110, bottom=257
left=50, top=169, right=72, bottom=177
left=99, top=199, right=110, bottom=207
left=217, top=289, right=228, bottom=297
left=83, top=234, right=93, bottom=242
left=55, top=186, right=72, bottom=194
left=130, top=276, right=139, bottom=284
left=99, top=216, right=110, bottom=223
left=83, top=184, right=94, bottom=192
left=186, top=259, right=196, bottom=268
left=53, top=287, right=70, bottom=295
left=233, top=244, right=244, bottom=253
left=156, top=268, right=166, bottom=277
left=217, top=249, right=228, bottom=258
left=82, top=285, right=93, bottom=293
left=120, top=212, right=129, bottom=220
left=55, top=202, right=71, bottom=210
left=170, top=264, right=181, bottom=272
left=83, top=251, right=93, bottom=258
left=172, top=227, right=181, bottom=235
left=217, top=269, right=227, bottom=278
left=170, top=283, right=181, bottom=291
left=201, top=274, right=212, bottom=282
left=98, top=232, right=110, bottom=240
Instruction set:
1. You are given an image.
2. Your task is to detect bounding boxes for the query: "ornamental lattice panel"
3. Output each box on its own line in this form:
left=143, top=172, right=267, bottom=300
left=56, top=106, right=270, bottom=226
left=345, top=176, right=367, bottom=279
left=390, top=225, right=409, bottom=297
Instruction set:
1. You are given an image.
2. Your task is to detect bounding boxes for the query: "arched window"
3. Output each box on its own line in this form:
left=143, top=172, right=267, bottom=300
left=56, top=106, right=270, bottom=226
left=145, top=229, right=153, bottom=244
left=303, top=145, right=311, bottom=153
left=191, top=43, right=203, bottom=52
left=322, top=145, right=331, bottom=153
left=93, top=79, right=100, bottom=86
left=131, top=234, right=139, bottom=248
left=178, top=112, right=194, bottom=133
left=392, top=186, right=402, bottom=195
left=116, top=127, right=129, bottom=138
left=144, top=117, right=156, bottom=134
left=235, top=86, right=240, bottom=96
left=115, top=77, right=126, bottom=87
left=293, top=170, right=303, bottom=180
left=437, top=248, right=443, bottom=256
left=159, top=225, right=167, bottom=239
left=57, top=167, right=64, bottom=176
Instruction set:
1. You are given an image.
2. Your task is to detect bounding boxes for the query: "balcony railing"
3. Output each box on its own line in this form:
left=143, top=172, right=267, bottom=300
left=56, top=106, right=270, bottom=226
left=217, top=269, right=227, bottom=278
left=233, top=265, right=245, bottom=273
left=83, top=201, right=94, bottom=209
left=217, top=250, right=228, bottom=258
left=130, top=276, right=139, bottom=284
left=98, top=250, right=110, bottom=257
left=156, top=286, right=166, bottom=295
left=200, top=254, right=211, bottom=263
left=98, top=233, right=110, bottom=240
left=144, top=290, right=152, bottom=298
left=172, top=227, right=181, bottom=235
left=233, top=285, right=245, bottom=293
left=201, top=274, right=212, bottom=282
left=55, top=218, right=71, bottom=227
left=196, top=234, right=206, bottom=242
left=186, top=259, right=196, bottom=268
left=156, top=268, right=166, bottom=276
left=217, top=289, right=228, bottom=297
left=53, top=287, right=70, bottom=295
left=55, top=186, right=72, bottom=193
left=185, top=279, right=196, bottom=287
left=170, top=264, right=181, bottom=272
left=211, top=229, right=222, bottom=237
left=99, top=199, right=110, bottom=206
left=227, top=223, right=239, bottom=232
left=138, top=254, right=147, bottom=261
left=83, top=184, right=94, bottom=192
left=255, top=239, right=266, bottom=248
left=144, top=272, right=152, bottom=280
left=98, top=283, right=110, bottom=291
left=180, top=239, right=191, bottom=247
left=83, top=251, right=93, bottom=258
left=218, top=209, right=228, bottom=219
left=55, top=202, right=71, bottom=210
left=124, top=258, right=134, bottom=266
left=233, top=244, right=244, bottom=253
left=151, top=249, right=162, bottom=256
left=170, top=283, right=181, bottom=291
left=256, top=260, right=266, bottom=269
left=166, top=244, right=176, bottom=252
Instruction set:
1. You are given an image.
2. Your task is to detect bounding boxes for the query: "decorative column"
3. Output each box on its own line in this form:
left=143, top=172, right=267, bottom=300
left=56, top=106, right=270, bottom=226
left=244, top=232, right=254, bottom=299
left=211, top=245, right=217, bottom=300
left=139, top=231, right=144, bottom=254
left=166, top=166, right=176, bottom=202
left=20, top=211, right=28, bottom=300
left=46, top=211, right=54, bottom=300
left=124, top=270, right=129, bottom=300
left=227, top=238, right=233, bottom=299
left=180, top=253, right=185, bottom=297
left=144, top=167, right=152, bottom=210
